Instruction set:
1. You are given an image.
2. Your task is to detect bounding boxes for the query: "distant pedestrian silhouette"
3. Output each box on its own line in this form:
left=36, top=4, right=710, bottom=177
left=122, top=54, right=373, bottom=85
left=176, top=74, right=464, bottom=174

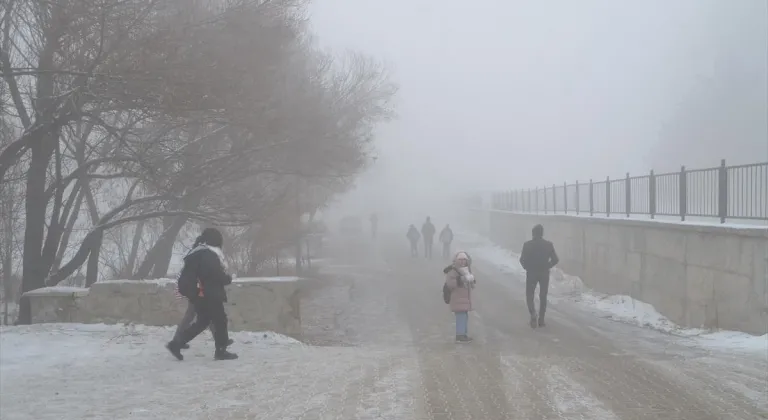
left=421, top=217, right=436, bottom=259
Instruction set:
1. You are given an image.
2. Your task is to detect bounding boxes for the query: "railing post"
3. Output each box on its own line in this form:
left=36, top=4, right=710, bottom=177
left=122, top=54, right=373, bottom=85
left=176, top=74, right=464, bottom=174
left=649, top=169, right=656, bottom=219
left=625, top=172, right=631, bottom=217
left=527, top=188, right=531, bottom=213
left=575, top=180, right=580, bottom=215
left=552, top=184, right=557, bottom=214
left=606, top=176, right=611, bottom=217
left=718, top=159, right=728, bottom=223
left=535, top=187, right=539, bottom=214
left=589, top=179, right=594, bottom=216
left=679, top=165, right=687, bottom=221
left=543, top=186, right=548, bottom=214
left=564, top=182, right=568, bottom=214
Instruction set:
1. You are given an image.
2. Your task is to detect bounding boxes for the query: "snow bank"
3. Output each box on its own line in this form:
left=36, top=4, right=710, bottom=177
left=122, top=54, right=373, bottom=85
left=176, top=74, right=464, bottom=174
left=0, top=323, right=419, bottom=420
left=461, top=232, right=768, bottom=355
left=456, top=230, right=525, bottom=276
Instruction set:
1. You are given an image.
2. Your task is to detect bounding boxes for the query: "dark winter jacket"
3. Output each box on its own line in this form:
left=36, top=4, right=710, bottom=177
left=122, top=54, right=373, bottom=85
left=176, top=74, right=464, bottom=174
left=519, top=238, right=559, bottom=274
left=439, top=227, right=454, bottom=243
left=421, top=222, right=436, bottom=239
left=407, top=227, right=420, bottom=243
left=180, top=245, right=232, bottom=302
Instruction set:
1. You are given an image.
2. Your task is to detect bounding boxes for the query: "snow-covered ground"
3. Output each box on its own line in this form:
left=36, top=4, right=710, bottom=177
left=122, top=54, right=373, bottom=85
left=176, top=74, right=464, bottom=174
left=460, top=231, right=768, bottom=355
left=0, top=323, right=419, bottom=420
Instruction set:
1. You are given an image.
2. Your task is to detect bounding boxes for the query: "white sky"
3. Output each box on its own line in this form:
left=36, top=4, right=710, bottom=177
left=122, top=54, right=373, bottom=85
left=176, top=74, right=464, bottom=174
left=309, top=0, right=768, bottom=221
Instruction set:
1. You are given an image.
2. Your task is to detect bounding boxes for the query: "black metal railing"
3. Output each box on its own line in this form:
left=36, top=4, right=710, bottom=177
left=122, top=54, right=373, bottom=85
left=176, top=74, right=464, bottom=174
left=490, top=160, right=768, bottom=223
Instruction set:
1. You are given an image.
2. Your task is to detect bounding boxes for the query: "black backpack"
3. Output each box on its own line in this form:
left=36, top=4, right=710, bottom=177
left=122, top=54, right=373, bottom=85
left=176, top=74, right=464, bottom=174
left=442, top=265, right=453, bottom=304
left=177, top=258, right=199, bottom=298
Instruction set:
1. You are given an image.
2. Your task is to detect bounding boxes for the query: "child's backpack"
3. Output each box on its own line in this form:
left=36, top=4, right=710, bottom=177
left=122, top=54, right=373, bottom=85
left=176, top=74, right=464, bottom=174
left=442, top=265, right=454, bottom=304
left=442, top=283, right=451, bottom=304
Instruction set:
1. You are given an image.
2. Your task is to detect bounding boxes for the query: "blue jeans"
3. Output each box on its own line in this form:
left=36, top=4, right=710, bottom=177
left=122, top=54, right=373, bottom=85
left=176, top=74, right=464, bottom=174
left=455, top=311, right=468, bottom=336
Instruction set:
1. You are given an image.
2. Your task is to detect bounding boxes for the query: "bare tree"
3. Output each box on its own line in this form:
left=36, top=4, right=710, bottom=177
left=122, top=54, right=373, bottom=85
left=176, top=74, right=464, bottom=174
left=2, top=0, right=396, bottom=323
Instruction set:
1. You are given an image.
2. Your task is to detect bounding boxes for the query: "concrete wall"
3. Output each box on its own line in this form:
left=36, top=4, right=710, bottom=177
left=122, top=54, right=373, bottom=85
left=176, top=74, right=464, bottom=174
left=22, top=277, right=302, bottom=337
left=468, top=209, right=768, bottom=335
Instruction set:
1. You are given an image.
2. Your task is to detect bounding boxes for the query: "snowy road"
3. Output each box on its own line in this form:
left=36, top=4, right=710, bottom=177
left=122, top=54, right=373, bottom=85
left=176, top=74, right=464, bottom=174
left=1, top=234, right=766, bottom=419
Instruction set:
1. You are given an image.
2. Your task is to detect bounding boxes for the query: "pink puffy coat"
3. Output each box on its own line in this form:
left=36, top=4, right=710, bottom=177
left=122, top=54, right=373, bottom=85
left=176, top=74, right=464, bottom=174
left=445, top=268, right=473, bottom=312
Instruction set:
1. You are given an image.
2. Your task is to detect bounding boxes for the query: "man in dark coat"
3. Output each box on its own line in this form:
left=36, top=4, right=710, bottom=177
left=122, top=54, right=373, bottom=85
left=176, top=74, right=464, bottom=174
left=421, top=217, right=436, bottom=259
left=167, top=228, right=237, bottom=361
left=519, top=224, right=559, bottom=328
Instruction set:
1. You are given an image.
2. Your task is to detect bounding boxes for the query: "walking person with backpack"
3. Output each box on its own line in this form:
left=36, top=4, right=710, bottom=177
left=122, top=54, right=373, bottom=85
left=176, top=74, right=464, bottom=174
left=519, top=224, right=559, bottom=328
left=171, top=285, right=233, bottom=350
left=166, top=228, right=237, bottom=360
left=443, top=251, right=476, bottom=343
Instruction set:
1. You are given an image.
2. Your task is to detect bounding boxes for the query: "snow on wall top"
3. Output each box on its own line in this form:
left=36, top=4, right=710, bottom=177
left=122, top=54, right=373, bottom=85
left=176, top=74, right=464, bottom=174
left=234, top=277, right=303, bottom=284
left=23, top=286, right=90, bottom=297
left=97, top=278, right=177, bottom=287
left=478, top=209, right=768, bottom=235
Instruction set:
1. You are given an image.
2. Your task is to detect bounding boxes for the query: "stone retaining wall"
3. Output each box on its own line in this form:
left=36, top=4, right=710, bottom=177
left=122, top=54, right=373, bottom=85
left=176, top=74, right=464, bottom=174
left=466, top=209, right=768, bottom=334
left=22, top=277, right=302, bottom=337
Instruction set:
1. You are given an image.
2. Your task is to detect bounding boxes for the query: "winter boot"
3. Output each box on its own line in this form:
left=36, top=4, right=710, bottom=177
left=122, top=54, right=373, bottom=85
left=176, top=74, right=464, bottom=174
left=214, top=348, right=238, bottom=360
left=166, top=341, right=184, bottom=361
left=538, top=318, right=546, bottom=328
left=181, top=343, right=190, bottom=349
left=529, top=315, right=538, bottom=329
left=456, top=335, right=473, bottom=343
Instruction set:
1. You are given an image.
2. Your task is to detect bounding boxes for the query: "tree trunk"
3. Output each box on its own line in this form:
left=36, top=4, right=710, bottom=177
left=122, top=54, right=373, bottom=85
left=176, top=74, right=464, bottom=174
left=18, top=138, right=56, bottom=324
left=246, top=239, right=260, bottom=276
left=38, top=142, right=66, bottom=277
left=2, top=220, right=12, bottom=326
left=135, top=216, right=188, bottom=279
left=123, top=221, right=145, bottom=278
left=85, top=231, right=103, bottom=287
left=295, top=241, right=302, bottom=275
left=53, top=188, right=85, bottom=271
left=149, top=216, right=188, bottom=278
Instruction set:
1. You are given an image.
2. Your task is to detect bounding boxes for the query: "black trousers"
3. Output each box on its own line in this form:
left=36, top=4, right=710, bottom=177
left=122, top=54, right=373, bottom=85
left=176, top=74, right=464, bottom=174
left=442, top=242, right=451, bottom=258
left=410, top=241, right=418, bottom=256
left=177, top=297, right=230, bottom=349
left=525, top=272, right=550, bottom=319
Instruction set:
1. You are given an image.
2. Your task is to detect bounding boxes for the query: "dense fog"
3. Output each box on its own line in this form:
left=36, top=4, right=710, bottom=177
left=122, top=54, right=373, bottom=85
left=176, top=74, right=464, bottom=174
left=311, top=0, right=768, bottom=226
